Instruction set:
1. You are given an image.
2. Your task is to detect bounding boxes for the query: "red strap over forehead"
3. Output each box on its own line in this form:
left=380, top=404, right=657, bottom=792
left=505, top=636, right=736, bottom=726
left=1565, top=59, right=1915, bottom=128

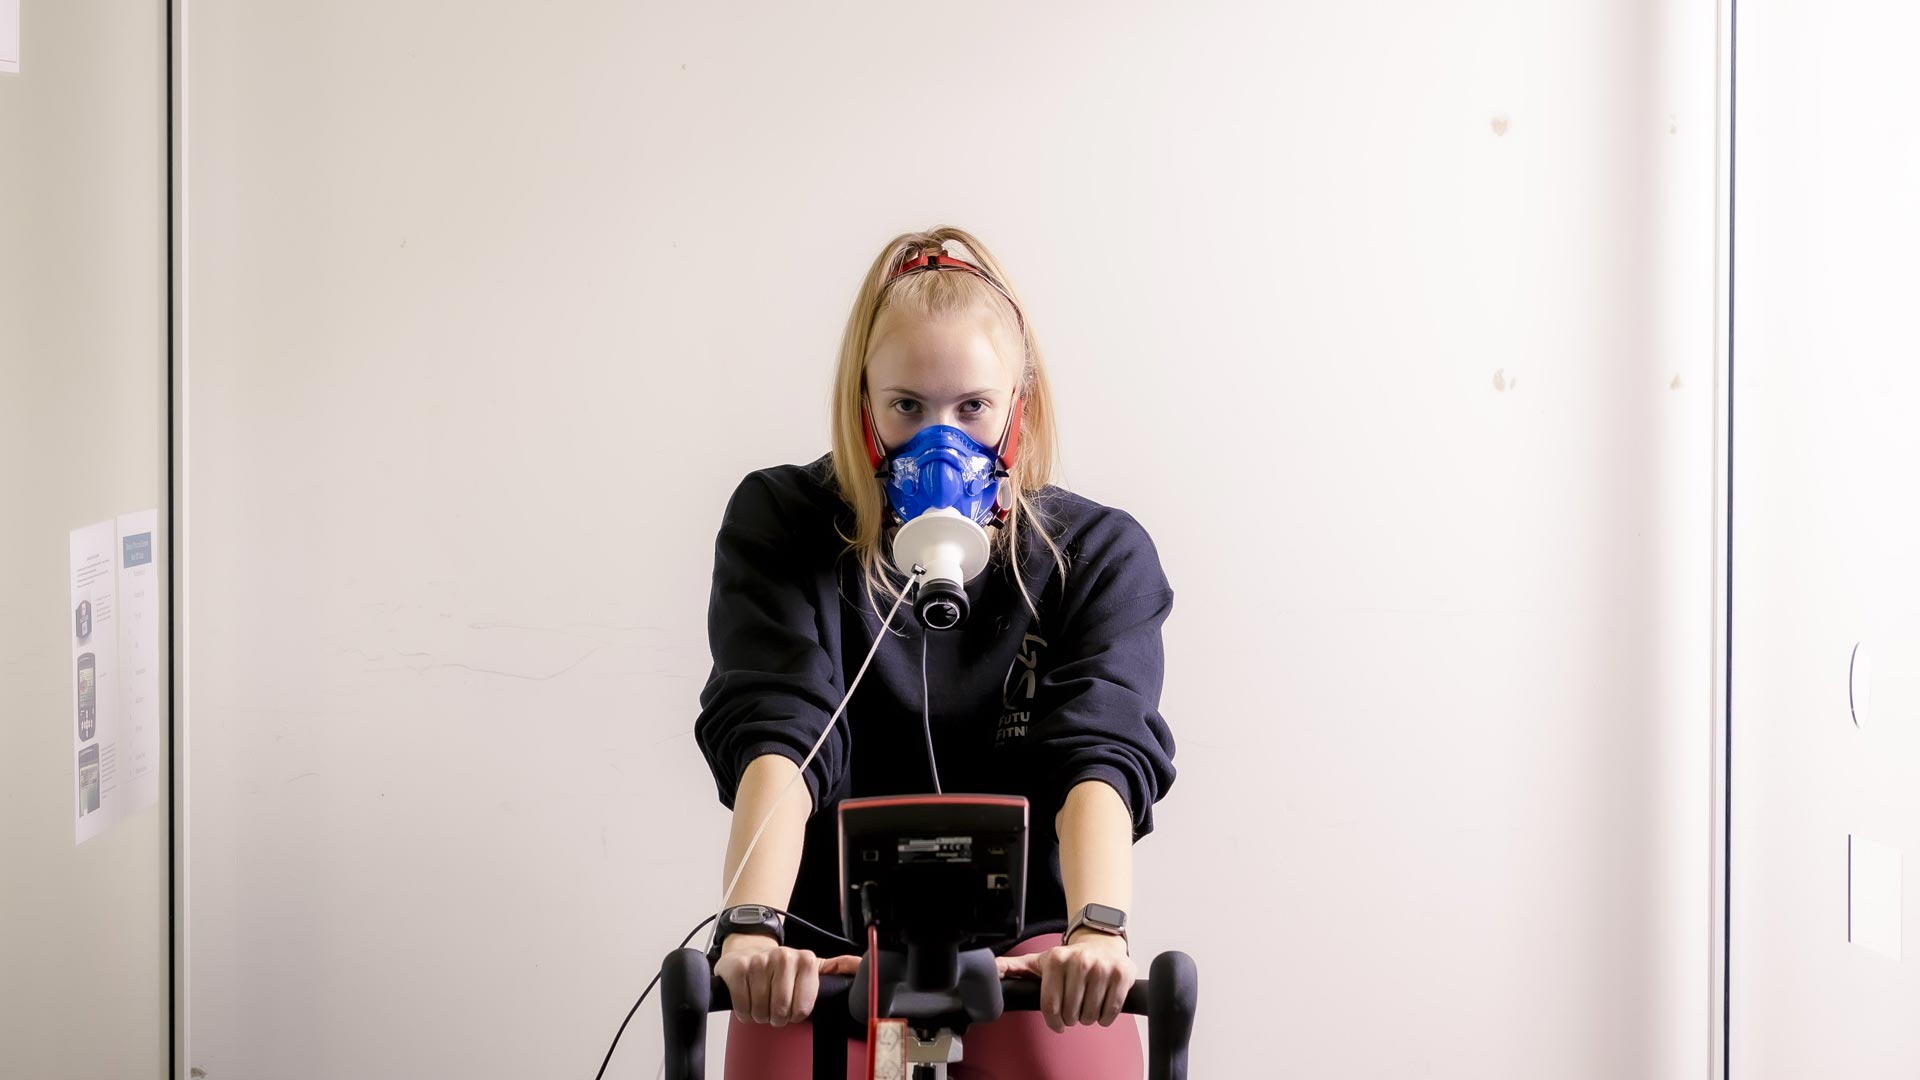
left=885, top=252, right=1028, bottom=339
left=888, top=252, right=979, bottom=281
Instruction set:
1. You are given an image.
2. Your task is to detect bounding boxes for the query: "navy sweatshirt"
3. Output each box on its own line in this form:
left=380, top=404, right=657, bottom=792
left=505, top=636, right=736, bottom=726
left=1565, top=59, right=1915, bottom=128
left=693, top=453, right=1177, bottom=957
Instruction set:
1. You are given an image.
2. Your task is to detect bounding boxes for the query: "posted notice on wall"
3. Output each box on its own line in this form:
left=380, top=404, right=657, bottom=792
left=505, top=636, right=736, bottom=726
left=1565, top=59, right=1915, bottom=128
left=1, top=0, right=19, bottom=75
left=71, top=511, right=162, bottom=844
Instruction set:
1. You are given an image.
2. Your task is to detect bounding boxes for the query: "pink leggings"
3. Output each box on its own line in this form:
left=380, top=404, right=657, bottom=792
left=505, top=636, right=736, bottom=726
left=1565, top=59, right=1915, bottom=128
left=723, top=932, right=1145, bottom=1080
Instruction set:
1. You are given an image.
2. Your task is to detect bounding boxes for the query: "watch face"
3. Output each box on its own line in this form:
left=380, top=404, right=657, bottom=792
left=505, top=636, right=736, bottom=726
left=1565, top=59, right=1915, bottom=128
left=731, top=904, right=770, bottom=924
left=1086, top=903, right=1126, bottom=927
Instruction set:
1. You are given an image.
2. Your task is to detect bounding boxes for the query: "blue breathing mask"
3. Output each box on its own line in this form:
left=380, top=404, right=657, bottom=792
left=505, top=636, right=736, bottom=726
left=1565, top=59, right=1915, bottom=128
left=881, top=424, right=1004, bottom=527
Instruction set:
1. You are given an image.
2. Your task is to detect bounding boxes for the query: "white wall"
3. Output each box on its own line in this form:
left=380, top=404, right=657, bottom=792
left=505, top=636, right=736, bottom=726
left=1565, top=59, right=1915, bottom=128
left=0, top=2, right=171, bottom=1077
left=1730, top=0, right=1920, bottom=1072
left=181, top=2, right=1719, bottom=1076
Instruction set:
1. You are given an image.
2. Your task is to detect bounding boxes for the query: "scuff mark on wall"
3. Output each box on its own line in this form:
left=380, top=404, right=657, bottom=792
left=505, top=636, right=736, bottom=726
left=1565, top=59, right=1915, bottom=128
left=410, top=646, right=608, bottom=682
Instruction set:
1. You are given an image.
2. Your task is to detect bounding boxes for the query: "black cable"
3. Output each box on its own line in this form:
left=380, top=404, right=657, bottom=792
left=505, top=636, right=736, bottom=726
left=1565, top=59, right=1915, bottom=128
left=920, top=628, right=942, bottom=794
left=764, top=908, right=859, bottom=951
left=592, top=915, right=713, bottom=1080
left=592, top=907, right=862, bottom=1079
left=164, top=5, right=177, bottom=1078
left=606, top=566, right=927, bottom=1076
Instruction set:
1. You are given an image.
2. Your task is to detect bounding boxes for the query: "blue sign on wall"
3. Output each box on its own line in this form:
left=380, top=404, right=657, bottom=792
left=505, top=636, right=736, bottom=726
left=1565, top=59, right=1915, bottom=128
left=122, top=532, right=152, bottom=568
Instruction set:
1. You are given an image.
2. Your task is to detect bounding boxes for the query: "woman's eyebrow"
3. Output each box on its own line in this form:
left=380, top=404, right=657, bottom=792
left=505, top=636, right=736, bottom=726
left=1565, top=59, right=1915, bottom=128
left=879, top=386, right=999, bottom=398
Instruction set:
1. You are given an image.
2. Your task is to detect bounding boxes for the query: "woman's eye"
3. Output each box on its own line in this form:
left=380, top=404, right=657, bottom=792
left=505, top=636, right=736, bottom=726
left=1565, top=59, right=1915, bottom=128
left=889, top=399, right=987, bottom=417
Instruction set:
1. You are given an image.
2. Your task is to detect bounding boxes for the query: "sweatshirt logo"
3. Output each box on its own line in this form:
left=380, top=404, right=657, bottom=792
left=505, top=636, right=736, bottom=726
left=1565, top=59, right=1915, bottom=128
left=996, top=633, right=1046, bottom=747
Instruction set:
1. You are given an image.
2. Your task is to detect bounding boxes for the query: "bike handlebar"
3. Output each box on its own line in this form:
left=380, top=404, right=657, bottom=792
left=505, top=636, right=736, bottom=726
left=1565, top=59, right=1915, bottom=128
left=659, top=948, right=1198, bottom=1080
left=702, top=971, right=1158, bottom=1017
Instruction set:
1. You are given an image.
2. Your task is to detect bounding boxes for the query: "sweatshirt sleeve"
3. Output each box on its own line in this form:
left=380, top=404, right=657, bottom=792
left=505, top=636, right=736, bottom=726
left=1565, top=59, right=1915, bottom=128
left=1019, top=510, right=1178, bottom=841
left=693, top=471, right=846, bottom=816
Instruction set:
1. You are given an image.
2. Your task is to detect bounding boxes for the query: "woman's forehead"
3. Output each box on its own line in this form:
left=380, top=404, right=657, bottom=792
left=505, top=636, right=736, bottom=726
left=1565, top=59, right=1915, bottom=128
left=867, top=311, right=1019, bottom=391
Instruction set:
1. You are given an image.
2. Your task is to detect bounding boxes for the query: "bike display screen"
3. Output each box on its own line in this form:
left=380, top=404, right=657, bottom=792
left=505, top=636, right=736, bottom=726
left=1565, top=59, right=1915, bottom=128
left=837, top=794, right=1028, bottom=949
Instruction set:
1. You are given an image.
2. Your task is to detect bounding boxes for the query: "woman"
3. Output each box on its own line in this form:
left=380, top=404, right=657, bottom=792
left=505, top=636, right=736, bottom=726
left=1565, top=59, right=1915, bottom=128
left=694, top=225, right=1177, bottom=1078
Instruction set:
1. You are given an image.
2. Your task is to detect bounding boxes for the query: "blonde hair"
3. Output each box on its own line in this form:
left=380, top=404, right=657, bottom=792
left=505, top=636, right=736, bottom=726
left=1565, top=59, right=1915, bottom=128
left=828, top=226, right=1070, bottom=630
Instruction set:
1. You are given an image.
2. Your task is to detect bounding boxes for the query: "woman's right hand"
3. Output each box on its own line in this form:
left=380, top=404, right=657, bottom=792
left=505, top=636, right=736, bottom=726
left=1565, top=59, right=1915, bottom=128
left=714, top=935, right=862, bottom=1026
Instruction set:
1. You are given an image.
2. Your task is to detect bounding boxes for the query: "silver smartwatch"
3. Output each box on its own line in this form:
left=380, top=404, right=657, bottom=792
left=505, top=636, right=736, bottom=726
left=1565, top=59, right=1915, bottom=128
left=1064, top=902, right=1129, bottom=953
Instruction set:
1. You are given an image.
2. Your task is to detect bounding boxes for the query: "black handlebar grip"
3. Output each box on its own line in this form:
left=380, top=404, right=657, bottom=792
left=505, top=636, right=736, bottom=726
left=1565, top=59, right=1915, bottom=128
left=1001, top=953, right=1195, bottom=1079
left=998, top=977, right=1153, bottom=1016
left=658, top=948, right=712, bottom=1080
left=1147, top=951, right=1198, bottom=1080
left=702, top=971, right=853, bottom=1017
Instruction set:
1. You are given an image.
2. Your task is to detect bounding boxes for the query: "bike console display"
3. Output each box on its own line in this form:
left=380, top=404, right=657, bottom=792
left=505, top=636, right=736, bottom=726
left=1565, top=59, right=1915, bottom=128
left=837, top=793, right=1027, bottom=949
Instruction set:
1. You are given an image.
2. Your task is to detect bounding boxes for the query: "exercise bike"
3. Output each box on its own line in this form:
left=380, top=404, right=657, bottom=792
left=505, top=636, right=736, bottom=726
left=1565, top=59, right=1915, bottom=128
left=659, top=793, right=1199, bottom=1079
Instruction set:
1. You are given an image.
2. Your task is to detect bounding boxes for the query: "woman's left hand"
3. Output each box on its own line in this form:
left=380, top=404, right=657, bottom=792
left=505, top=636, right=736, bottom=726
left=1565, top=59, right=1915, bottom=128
left=995, top=933, right=1136, bottom=1033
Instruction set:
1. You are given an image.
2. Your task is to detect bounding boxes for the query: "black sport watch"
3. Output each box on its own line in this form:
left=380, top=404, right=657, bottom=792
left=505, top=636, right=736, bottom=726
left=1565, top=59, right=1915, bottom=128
left=709, top=903, right=784, bottom=961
